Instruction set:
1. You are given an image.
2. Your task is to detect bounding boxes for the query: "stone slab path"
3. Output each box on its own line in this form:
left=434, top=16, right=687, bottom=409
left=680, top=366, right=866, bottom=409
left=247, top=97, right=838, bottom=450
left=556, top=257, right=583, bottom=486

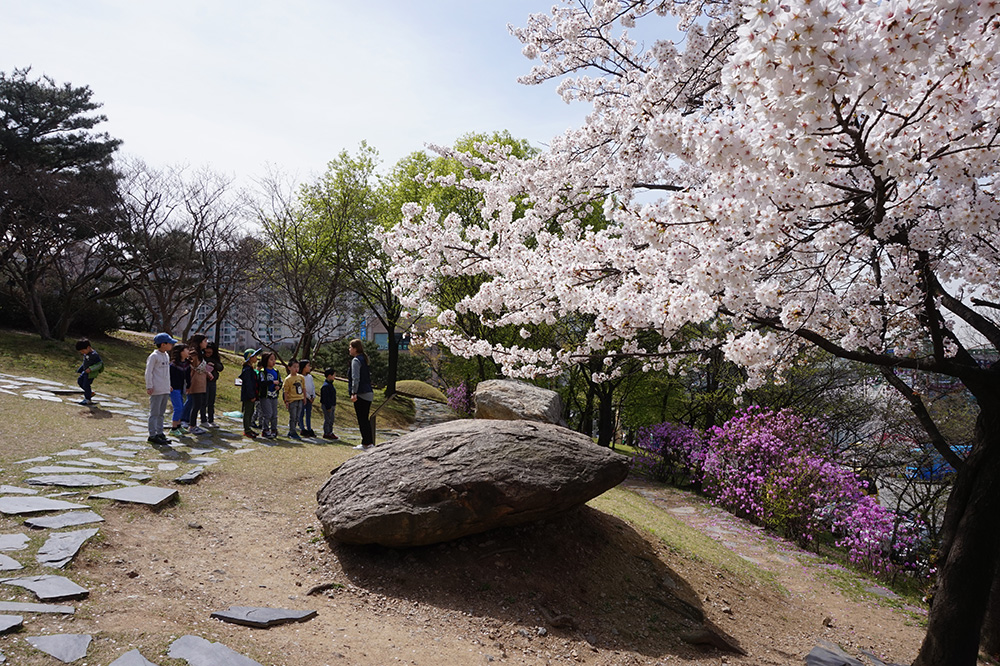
left=0, top=372, right=304, bottom=664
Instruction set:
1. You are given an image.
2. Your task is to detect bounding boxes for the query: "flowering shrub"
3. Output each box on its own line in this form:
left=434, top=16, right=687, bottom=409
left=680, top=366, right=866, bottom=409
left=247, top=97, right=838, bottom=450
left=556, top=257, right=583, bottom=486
left=636, top=406, right=925, bottom=581
left=631, top=422, right=704, bottom=486
left=445, top=381, right=474, bottom=417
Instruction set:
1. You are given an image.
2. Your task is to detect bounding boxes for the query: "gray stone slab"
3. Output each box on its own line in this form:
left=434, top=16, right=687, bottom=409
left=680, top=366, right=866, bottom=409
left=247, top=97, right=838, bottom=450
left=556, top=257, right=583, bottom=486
left=26, top=633, right=92, bottom=662
left=108, top=649, right=159, bottom=666
left=24, top=466, right=118, bottom=475
left=0, top=534, right=29, bottom=551
left=157, top=463, right=179, bottom=471
left=27, top=474, right=119, bottom=488
left=99, top=449, right=138, bottom=458
left=129, top=474, right=153, bottom=482
left=80, top=457, right=123, bottom=467
left=805, top=641, right=864, bottom=666
left=187, top=457, right=220, bottom=466
left=15, top=456, right=52, bottom=465
left=210, top=606, right=318, bottom=628
left=168, top=635, right=263, bottom=666
left=25, top=511, right=104, bottom=530
left=175, top=467, right=205, bottom=484
left=0, top=615, right=22, bottom=633
left=0, top=497, right=88, bottom=515
left=0, top=554, right=22, bottom=571
left=119, top=465, right=153, bottom=473
left=80, top=442, right=107, bottom=449
left=90, top=486, right=178, bottom=508
left=0, top=485, right=39, bottom=495
left=54, top=449, right=91, bottom=458
left=37, top=529, right=100, bottom=568
left=2, top=574, right=89, bottom=601
left=0, top=600, right=74, bottom=614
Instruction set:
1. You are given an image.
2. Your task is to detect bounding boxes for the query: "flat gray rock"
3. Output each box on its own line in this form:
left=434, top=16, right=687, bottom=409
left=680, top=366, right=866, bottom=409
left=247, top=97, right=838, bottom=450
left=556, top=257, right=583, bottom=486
left=805, top=641, right=865, bottom=666
left=26, top=633, right=92, bottom=662
left=0, top=554, right=22, bottom=571
left=0, top=534, right=29, bottom=551
left=54, top=449, right=91, bottom=457
left=14, top=456, right=52, bottom=465
left=174, top=467, right=205, bottom=484
left=90, top=486, right=178, bottom=508
left=168, top=634, right=263, bottom=666
left=0, top=485, right=38, bottom=495
left=129, top=474, right=153, bottom=482
left=37, top=529, right=100, bottom=568
left=108, top=649, right=159, bottom=666
left=80, top=457, right=123, bottom=466
left=0, top=615, right=22, bottom=633
left=210, top=606, right=318, bottom=628
left=24, top=466, right=116, bottom=475
left=25, top=511, right=104, bottom=530
left=2, top=574, right=89, bottom=601
left=0, top=600, right=74, bottom=614
left=26, top=474, right=119, bottom=488
left=0, top=497, right=88, bottom=515
left=317, top=419, right=630, bottom=546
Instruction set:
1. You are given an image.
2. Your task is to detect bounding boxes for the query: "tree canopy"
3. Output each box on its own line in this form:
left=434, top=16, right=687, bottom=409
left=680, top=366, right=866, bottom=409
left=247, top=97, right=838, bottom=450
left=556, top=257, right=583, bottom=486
left=385, top=3, right=1000, bottom=664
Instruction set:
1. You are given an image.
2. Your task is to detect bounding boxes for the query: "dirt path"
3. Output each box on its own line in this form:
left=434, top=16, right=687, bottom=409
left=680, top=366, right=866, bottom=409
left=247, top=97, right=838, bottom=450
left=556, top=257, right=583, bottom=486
left=623, top=478, right=929, bottom=665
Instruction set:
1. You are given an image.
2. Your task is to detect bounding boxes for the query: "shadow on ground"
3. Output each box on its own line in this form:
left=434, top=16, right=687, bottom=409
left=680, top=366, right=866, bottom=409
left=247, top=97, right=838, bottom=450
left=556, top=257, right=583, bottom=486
left=327, top=505, right=744, bottom=660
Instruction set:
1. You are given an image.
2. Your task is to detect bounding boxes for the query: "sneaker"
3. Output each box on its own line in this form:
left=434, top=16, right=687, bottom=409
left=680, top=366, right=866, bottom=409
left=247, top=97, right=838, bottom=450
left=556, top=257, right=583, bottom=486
left=322, top=433, right=334, bottom=440
left=353, top=444, right=374, bottom=450
left=147, top=435, right=162, bottom=444
left=79, top=399, right=95, bottom=406
left=155, top=434, right=171, bottom=444
left=189, top=426, right=208, bottom=435
left=243, top=430, right=258, bottom=439
left=206, top=421, right=219, bottom=428
left=288, top=432, right=302, bottom=440
left=169, top=428, right=184, bottom=437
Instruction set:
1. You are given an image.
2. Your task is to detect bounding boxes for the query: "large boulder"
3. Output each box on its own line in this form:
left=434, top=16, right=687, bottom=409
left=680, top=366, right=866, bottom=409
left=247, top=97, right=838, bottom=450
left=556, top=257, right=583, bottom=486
left=316, top=419, right=628, bottom=547
left=474, top=379, right=566, bottom=426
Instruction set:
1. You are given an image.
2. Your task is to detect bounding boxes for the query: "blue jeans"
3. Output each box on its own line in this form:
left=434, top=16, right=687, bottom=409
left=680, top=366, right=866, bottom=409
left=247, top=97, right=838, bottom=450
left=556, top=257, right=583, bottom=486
left=170, top=389, right=185, bottom=423
left=77, top=372, right=93, bottom=400
left=298, top=400, right=313, bottom=432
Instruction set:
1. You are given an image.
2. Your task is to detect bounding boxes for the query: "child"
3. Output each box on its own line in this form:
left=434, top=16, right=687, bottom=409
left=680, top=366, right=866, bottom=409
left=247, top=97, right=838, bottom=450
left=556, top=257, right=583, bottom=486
left=169, top=344, right=191, bottom=436
left=239, top=348, right=260, bottom=438
left=202, top=341, right=224, bottom=427
left=75, top=338, right=104, bottom=406
left=145, top=333, right=177, bottom=444
left=258, top=352, right=281, bottom=439
left=298, top=358, right=316, bottom=437
left=186, top=346, right=213, bottom=435
left=282, top=359, right=306, bottom=440
left=320, top=368, right=339, bottom=440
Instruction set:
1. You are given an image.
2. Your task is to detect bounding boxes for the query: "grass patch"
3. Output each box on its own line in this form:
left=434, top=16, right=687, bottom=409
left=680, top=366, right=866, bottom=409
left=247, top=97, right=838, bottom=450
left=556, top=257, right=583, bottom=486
left=0, top=327, right=415, bottom=444
left=395, top=379, right=447, bottom=403
left=588, top=486, right=779, bottom=590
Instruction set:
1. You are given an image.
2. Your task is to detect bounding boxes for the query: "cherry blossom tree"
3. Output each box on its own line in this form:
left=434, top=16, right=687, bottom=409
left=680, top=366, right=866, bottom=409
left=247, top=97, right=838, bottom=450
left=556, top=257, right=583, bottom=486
left=385, top=1, right=1000, bottom=663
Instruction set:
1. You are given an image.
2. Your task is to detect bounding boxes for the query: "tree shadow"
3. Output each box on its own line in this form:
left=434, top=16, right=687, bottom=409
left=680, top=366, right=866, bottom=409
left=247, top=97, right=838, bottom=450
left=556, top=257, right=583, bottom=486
left=326, top=505, right=745, bottom=659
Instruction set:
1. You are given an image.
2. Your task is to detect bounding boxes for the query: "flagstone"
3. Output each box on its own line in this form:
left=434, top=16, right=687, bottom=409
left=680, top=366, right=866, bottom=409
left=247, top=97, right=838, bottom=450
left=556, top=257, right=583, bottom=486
left=0, top=485, right=38, bottom=495
left=108, top=649, right=159, bottom=666
left=27, top=474, right=119, bottom=488
left=0, top=534, right=29, bottom=551
left=2, top=574, right=89, bottom=601
left=37, top=529, right=100, bottom=568
left=25, top=511, right=104, bottom=530
left=0, top=615, right=22, bottom=633
left=90, top=486, right=178, bottom=508
left=0, top=497, right=88, bottom=515
left=175, top=467, right=205, bottom=484
left=26, top=633, right=92, bottom=662
left=210, top=606, right=317, bottom=628
left=0, top=601, right=74, bottom=614
left=0, top=555, right=22, bottom=571
left=168, top=635, right=262, bottom=666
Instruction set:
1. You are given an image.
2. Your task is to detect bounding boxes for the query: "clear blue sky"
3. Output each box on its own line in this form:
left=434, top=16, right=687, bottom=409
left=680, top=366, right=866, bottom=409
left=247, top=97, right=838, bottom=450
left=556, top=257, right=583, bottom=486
left=0, top=1, right=596, bottom=183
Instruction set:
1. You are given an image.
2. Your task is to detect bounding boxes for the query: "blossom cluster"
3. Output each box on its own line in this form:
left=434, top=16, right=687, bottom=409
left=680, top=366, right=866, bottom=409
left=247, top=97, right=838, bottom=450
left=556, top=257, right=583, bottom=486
left=632, top=406, right=926, bottom=580
left=384, top=0, right=1000, bottom=386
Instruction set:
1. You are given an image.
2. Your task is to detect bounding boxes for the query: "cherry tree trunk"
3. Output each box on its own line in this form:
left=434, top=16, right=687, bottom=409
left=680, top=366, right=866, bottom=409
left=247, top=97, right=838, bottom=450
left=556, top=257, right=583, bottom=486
left=980, top=575, right=1000, bottom=659
left=914, top=400, right=1000, bottom=666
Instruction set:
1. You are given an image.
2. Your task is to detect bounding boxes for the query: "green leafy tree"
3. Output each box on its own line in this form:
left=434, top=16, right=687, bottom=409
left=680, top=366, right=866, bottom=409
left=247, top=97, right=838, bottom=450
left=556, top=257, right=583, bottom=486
left=0, top=68, right=122, bottom=339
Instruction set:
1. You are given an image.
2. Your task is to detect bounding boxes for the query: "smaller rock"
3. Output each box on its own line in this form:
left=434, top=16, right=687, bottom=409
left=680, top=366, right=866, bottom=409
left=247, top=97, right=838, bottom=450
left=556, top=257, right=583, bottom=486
left=0, top=615, right=22, bottom=634
left=108, top=648, right=159, bottom=666
left=25, top=634, right=91, bottom=663
left=210, top=606, right=318, bottom=628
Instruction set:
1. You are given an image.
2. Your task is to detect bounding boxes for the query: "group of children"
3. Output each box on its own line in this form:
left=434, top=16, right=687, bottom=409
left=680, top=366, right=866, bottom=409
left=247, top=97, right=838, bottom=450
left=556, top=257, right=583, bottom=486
left=141, top=332, right=340, bottom=445
left=238, top=349, right=339, bottom=441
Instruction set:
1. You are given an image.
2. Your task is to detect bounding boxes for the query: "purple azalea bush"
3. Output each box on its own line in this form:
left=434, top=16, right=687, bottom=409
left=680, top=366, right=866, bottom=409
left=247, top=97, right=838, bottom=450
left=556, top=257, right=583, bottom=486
left=445, top=381, right=474, bottom=417
left=633, top=406, right=926, bottom=581
left=632, top=421, right=704, bottom=486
